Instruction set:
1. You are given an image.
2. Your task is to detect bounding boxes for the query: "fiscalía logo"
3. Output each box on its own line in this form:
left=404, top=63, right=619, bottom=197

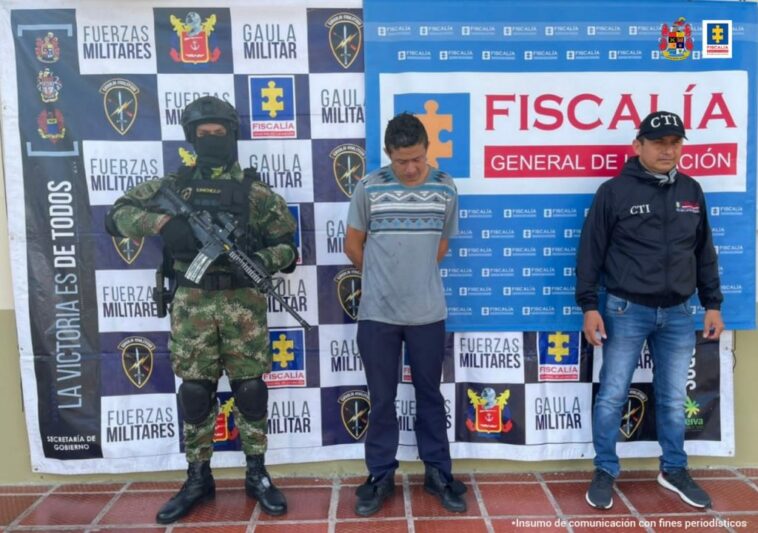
left=263, top=328, right=306, bottom=388
left=169, top=12, right=221, bottom=63
left=394, top=93, right=470, bottom=177
left=465, top=387, right=513, bottom=435
left=213, top=395, right=240, bottom=443
left=540, top=331, right=578, bottom=363
left=334, top=267, right=362, bottom=321
left=36, top=68, right=61, bottom=103
left=702, top=20, right=732, bottom=59
left=249, top=75, right=296, bottom=139
left=100, top=78, right=139, bottom=135
left=35, top=32, right=60, bottom=63
left=620, top=388, right=647, bottom=438
left=538, top=331, right=580, bottom=381
left=326, top=12, right=363, bottom=69
left=331, top=143, right=365, bottom=198
left=659, top=17, right=693, bottom=61
left=118, top=336, right=154, bottom=388
left=37, top=109, right=65, bottom=143
left=338, top=389, right=370, bottom=440
left=112, top=236, right=144, bottom=264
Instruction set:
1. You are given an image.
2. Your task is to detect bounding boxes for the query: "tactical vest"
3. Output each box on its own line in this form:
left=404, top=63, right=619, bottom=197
left=168, top=167, right=261, bottom=288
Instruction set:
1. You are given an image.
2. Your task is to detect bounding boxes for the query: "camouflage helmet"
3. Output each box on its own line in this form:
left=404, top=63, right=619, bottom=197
left=180, top=96, right=240, bottom=142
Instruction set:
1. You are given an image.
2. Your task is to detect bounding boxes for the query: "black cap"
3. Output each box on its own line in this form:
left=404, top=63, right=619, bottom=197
left=637, top=111, right=687, bottom=140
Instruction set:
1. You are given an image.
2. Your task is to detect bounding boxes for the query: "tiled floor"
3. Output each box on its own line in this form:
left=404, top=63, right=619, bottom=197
left=0, top=468, right=756, bottom=532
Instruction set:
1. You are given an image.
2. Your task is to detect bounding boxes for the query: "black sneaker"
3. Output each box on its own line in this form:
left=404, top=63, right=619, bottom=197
left=585, top=469, right=614, bottom=509
left=354, top=474, right=395, bottom=516
left=657, top=470, right=711, bottom=508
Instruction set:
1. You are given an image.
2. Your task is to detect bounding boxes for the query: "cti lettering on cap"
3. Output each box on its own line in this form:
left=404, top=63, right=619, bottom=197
left=650, top=113, right=679, bottom=128
left=637, top=110, right=687, bottom=140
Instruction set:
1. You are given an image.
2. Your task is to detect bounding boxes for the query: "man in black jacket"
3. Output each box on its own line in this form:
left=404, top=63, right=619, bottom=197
left=576, top=111, right=724, bottom=510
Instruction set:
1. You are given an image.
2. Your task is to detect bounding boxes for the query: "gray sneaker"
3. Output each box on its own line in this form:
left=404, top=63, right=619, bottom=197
left=657, top=470, right=711, bottom=508
left=585, top=469, right=614, bottom=509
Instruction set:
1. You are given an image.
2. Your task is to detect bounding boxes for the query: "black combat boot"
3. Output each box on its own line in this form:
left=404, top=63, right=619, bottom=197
left=245, top=454, right=287, bottom=515
left=354, top=473, right=395, bottom=516
left=424, top=465, right=467, bottom=512
left=156, top=461, right=215, bottom=524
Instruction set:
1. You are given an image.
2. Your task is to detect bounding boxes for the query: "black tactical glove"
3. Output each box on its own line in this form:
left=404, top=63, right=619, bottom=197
left=159, top=216, right=199, bottom=259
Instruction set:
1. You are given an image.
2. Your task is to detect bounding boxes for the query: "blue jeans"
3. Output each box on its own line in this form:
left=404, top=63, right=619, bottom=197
left=593, top=293, right=696, bottom=478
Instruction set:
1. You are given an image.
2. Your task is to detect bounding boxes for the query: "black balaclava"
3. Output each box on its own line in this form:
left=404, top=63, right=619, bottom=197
left=192, top=120, right=237, bottom=176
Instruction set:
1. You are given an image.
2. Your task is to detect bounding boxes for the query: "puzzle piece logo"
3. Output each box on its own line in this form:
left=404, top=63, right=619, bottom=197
left=537, top=331, right=580, bottom=381
left=272, top=333, right=295, bottom=368
left=393, top=93, right=470, bottom=178
left=263, top=328, right=306, bottom=388
left=248, top=75, right=297, bottom=139
left=547, top=332, right=570, bottom=362
left=261, top=81, right=284, bottom=117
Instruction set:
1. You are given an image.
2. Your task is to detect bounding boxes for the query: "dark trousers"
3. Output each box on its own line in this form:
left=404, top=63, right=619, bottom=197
left=357, top=319, right=452, bottom=478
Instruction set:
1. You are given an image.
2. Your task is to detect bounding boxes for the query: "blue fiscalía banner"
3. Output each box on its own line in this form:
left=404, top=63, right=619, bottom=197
left=364, top=0, right=756, bottom=331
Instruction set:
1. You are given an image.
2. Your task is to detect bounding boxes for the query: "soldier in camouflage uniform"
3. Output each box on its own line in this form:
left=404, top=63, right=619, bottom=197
left=105, top=96, right=297, bottom=524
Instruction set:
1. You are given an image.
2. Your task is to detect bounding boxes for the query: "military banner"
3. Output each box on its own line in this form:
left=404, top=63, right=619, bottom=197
left=0, top=0, right=742, bottom=473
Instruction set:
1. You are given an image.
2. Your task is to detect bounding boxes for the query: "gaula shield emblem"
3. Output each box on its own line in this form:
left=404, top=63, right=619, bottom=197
left=112, top=236, right=144, bottom=265
left=331, top=143, right=365, bottom=198
left=335, top=267, right=362, bottom=321
left=119, top=336, right=155, bottom=388
left=339, top=390, right=370, bottom=440
left=100, top=78, right=139, bottom=135
left=620, top=388, right=648, bottom=439
left=327, top=12, right=362, bottom=69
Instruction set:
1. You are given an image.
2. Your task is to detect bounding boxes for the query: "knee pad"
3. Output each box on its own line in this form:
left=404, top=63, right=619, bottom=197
left=178, top=380, right=216, bottom=425
left=230, top=378, right=268, bottom=420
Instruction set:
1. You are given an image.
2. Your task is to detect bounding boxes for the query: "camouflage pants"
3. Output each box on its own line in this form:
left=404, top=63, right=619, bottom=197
left=169, top=286, right=270, bottom=462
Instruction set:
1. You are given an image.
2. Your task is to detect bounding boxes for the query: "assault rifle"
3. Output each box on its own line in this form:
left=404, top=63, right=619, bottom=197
left=151, top=184, right=311, bottom=330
